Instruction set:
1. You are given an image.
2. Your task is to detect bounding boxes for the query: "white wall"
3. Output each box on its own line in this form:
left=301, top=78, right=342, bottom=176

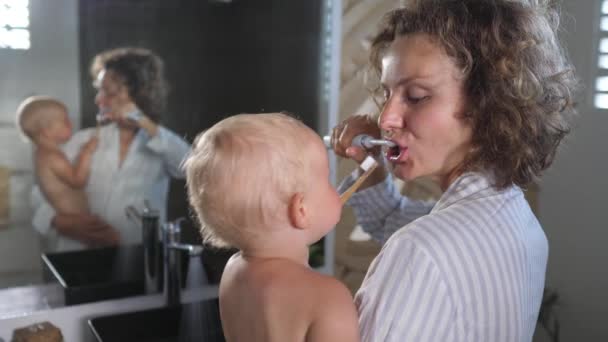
left=536, top=0, right=608, bottom=340
left=0, top=0, right=80, bottom=286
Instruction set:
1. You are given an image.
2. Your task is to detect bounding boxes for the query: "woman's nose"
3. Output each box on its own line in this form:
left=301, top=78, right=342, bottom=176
left=378, top=98, right=405, bottom=132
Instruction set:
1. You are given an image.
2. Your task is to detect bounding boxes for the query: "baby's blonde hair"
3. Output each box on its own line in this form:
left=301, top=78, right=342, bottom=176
left=16, top=96, right=67, bottom=140
left=184, top=113, right=317, bottom=249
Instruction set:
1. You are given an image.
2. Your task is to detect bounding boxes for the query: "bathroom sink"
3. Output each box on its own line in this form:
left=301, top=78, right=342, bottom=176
left=41, top=245, right=145, bottom=305
left=42, top=245, right=236, bottom=305
left=89, top=298, right=225, bottom=342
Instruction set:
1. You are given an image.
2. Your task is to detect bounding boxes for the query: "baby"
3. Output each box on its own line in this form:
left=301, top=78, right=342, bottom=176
left=17, top=96, right=98, bottom=247
left=185, top=113, right=359, bottom=342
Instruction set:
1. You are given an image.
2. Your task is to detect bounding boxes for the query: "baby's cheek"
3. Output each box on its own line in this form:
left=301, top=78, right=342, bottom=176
left=332, top=193, right=342, bottom=221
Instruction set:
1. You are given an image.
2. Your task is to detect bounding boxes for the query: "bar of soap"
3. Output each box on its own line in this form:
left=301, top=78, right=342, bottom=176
left=11, top=322, right=63, bottom=342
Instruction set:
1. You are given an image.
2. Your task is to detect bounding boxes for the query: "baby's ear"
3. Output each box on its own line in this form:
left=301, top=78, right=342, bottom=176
left=287, top=192, right=308, bottom=230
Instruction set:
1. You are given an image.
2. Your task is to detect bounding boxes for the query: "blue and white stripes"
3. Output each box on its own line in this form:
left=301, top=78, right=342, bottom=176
left=347, top=172, right=548, bottom=342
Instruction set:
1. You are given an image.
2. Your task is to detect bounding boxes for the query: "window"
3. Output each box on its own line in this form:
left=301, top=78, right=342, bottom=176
left=594, top=1, right=608, bottom=108
left=0, top=0, right=30, bottom=50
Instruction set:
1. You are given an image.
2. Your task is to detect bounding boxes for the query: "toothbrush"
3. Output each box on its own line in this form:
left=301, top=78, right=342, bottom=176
left=95, top=109, right=110, bottom=136
left=339, top=155, right=378, bottom=204
left=323, top=134, right=396, bottom=149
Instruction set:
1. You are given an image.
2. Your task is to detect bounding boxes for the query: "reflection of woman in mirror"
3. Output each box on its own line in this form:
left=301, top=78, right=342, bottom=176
left=31, top=47, right=191, bottom=251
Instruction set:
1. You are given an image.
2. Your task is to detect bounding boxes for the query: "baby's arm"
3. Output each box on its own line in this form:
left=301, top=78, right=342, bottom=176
left=49, top=136, right=98, bottom=188
left=307, top=278, right=360, bottom=342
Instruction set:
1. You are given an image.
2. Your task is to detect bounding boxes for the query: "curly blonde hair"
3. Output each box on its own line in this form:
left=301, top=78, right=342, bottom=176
left=370, top=0, right=578, bottom=189
left=184, top=113, right=315, bottom=249
left=16, top=96, right=67, bottom=140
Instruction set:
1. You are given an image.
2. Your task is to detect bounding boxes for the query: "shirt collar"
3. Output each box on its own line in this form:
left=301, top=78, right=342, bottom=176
left=431, top=171, right=496, bottom=213
left=102, top=123, right=148, bottom=142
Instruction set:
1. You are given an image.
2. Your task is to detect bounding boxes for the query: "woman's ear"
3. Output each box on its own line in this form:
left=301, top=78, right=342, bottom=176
left=288, top=192, right=308, bottom=230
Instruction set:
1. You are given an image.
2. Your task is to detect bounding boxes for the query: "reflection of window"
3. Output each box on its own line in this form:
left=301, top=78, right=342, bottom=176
left=0, top=0, right=30, bottom=50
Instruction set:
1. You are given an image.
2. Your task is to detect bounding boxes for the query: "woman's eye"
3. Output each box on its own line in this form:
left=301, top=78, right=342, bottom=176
left=407, top=95, right=429, bottom=104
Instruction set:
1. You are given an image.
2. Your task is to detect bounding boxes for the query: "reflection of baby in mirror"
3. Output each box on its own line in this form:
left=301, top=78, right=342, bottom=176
left=16, top=96, right=98, bottom=218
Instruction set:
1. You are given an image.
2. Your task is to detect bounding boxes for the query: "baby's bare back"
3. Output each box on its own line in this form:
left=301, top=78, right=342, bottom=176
left=36, top=151, right=89, bottom=214
left=219, top=256, right=326, bottom=342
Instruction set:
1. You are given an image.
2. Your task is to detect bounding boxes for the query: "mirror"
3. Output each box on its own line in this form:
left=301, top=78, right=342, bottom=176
left=0, top=0, right=339, bottom=300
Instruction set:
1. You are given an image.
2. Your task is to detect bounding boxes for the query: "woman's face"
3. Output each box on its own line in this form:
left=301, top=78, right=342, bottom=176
left=378, top=33, right=473, bottom=189
left=94, top=69, right=133, bottom=125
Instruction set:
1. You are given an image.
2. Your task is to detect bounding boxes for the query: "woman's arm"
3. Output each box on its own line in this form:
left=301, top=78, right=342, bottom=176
left=121, top=107, right=191, bottom=178
left=341, top=164, right=434, bottom=244
left=32, top=175, right=120, bottom=247
left=143, top=125, right=191, bottom=178
left=51, top=213, right=120, bottom=247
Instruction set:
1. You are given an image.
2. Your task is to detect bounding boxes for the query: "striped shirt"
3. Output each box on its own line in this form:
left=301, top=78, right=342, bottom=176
left=345, top=172, right=547, bottom=342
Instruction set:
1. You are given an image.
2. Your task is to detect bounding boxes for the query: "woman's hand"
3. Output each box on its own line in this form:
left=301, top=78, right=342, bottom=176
left=117, top=102, right=140, bottom=126
left=330, top=114, right=381, bottom=163
left=52, top=213, right=120, bottom=247
left=330, top=114, right=388, bottom=190
left=117, top=102, right=159, bottom=136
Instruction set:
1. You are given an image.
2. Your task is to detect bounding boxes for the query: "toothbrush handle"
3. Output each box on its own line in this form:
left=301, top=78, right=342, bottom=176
left=339, top=162, right=379, bottom=204
left=323, top=135, right=331, bottom=147
left=322, top=134, right=396, bottom=149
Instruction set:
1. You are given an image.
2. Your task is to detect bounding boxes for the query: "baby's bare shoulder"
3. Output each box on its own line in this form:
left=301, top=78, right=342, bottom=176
left=305, top=274, right=360, bottom=341
left=36, top=148, right=66, bottom=163
left=261, top=263, right=350, bottom=303
left=223, top=258, right=352, bottom=307
left=307, top=272, right=353, bottom=306
left=296, top=271, right=359, bottom=342
left=35, top=150, right=67, bottom=173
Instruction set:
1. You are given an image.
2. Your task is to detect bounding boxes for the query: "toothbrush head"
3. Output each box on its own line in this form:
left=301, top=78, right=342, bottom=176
left=96, top=109, right=111, bottom=125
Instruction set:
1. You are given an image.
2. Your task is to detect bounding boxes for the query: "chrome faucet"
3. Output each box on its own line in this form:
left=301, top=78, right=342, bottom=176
left=126, top=204, right=164, bottom=295
left=163, top=218, right=204, bottom=306
left=142, top=208, right=163, bottom=294
left=126, top=203, right=205, bottom=306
